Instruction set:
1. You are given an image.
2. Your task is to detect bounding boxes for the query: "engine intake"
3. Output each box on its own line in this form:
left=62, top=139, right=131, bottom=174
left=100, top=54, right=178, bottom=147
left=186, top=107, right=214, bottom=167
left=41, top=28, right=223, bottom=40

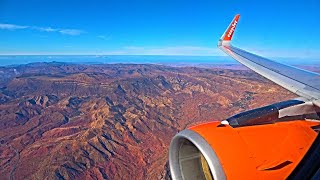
left=169, top=130, right=226, bottom=180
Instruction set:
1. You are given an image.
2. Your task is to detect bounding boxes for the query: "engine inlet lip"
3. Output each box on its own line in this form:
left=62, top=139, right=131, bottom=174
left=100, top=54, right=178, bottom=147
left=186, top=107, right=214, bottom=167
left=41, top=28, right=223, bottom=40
left=169, top=129, right=226, bottom=180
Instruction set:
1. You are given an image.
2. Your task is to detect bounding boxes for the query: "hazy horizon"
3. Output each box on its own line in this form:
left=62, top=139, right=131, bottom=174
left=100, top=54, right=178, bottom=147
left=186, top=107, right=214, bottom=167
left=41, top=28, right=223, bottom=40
left=1, top=55, right=320, bottom=67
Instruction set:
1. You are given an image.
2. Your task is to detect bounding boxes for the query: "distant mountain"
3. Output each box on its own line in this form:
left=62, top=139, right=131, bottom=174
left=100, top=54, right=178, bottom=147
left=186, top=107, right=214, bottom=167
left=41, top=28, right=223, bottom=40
left=0, top=63, right=295, bottom=180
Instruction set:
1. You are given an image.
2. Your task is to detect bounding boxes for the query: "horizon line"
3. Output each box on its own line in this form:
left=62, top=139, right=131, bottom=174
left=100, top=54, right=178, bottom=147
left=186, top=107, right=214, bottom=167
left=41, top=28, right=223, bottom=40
left=0, top=54, right=319, bottom=60
left=0, top=54, right=229, bottom=57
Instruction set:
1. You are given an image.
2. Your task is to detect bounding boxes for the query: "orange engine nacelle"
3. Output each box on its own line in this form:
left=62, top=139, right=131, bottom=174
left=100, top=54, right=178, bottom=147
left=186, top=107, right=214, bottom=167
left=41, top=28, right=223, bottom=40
left=169, top=120, right=319, bottom=180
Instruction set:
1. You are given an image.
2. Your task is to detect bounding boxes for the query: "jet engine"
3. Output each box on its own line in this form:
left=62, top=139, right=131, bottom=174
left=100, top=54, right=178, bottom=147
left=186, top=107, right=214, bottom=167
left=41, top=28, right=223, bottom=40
left=169, top=99, right=320, bottom=180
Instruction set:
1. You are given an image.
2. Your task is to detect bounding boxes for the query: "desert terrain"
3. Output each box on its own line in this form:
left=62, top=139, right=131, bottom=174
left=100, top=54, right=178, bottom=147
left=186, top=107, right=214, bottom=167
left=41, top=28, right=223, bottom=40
left=0, top=62, right=297, bottom=179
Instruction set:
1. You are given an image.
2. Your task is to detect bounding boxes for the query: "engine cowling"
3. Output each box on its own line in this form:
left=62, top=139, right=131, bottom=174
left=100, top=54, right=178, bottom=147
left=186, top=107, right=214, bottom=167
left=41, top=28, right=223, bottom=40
left=169, top=100, right=320, bottom=180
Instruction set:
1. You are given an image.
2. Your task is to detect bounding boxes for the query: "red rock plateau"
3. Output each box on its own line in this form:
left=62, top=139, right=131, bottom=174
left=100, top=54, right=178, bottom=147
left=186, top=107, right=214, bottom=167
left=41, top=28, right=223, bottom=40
left=0, top=62, right=297, bottom=179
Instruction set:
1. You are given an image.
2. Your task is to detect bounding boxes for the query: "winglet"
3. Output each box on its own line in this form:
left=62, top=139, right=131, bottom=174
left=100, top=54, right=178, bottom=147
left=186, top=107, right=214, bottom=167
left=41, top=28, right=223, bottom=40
left=218, top=14, right=240, bottom=46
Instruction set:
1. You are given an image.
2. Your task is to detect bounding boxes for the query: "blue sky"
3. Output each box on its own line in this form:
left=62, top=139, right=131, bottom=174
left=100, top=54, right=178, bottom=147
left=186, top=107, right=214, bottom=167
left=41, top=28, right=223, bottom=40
left=0, top=0, right=320, bottom=58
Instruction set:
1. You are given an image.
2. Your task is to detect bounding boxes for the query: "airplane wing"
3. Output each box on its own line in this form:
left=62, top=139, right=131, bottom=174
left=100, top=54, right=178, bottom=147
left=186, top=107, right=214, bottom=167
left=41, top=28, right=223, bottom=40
left=218, top=14, right=320, bottom=101
left=169, top=14, right=320, bottom=180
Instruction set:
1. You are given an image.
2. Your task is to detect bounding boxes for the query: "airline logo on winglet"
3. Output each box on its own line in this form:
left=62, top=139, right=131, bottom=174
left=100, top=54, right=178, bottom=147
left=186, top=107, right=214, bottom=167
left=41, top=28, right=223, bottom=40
left=222, top=14, right=240, bottom=41
left=228, top=20, right=238, bottom=38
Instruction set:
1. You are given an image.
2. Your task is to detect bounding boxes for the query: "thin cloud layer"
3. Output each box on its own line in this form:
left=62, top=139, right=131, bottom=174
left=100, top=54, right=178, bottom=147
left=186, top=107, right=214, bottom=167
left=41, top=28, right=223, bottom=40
left=59, top=29, right=84, bottom=36
left=0, top=23, right=28, bottom=30
left=110, top=46, right=224, bottom=56
left=0, top=23, right=85, bottom=36
left=97, top=35, right=111, bottom=40
left=36, top=27, right=57, bottom=32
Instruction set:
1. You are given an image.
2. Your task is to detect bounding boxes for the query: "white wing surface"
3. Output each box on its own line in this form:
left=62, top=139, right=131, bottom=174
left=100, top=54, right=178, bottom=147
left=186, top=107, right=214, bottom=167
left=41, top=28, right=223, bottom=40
left=218, top=15, right=320, bottom=100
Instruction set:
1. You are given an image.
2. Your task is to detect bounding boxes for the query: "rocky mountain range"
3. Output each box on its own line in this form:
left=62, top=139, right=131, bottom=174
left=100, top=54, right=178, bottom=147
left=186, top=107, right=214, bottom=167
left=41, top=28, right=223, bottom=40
left=0, top=62, right=297, bottom=180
